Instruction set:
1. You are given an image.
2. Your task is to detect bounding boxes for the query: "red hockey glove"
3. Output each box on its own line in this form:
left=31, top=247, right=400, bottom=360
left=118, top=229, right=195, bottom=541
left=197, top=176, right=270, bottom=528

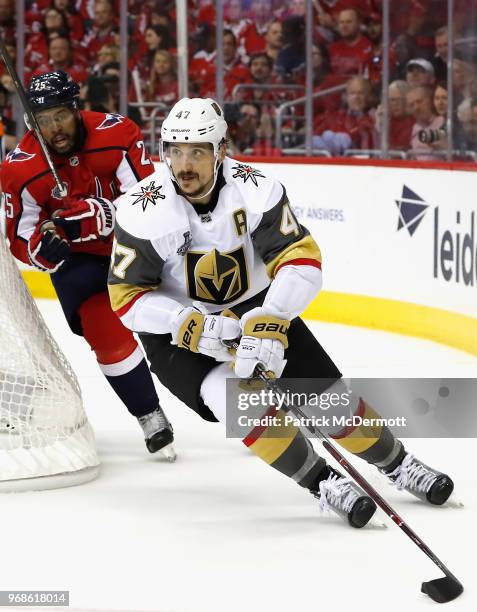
left=27, top=224, right=71, bottom=272
left=52, top=197, right=115, bottom=242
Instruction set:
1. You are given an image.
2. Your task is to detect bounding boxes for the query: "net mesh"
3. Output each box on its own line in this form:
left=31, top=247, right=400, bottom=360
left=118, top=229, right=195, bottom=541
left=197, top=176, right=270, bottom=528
left=0, top=229, right=99, bottom=488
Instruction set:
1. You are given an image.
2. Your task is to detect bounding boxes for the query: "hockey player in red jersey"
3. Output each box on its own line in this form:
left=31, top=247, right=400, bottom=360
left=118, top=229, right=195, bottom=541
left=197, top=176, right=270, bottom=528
left=1, top=70, right=174, bottom=457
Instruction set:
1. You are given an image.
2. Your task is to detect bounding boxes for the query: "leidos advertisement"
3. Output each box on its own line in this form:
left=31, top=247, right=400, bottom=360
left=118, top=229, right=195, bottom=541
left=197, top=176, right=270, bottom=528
left=254, top=162, right=477, bottom=319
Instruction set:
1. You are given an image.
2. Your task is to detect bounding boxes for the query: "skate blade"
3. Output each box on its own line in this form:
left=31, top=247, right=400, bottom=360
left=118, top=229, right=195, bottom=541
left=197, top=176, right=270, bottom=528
left=444, top=493, right=464, bottom=508
left=160, top=443, right=177, bottom=462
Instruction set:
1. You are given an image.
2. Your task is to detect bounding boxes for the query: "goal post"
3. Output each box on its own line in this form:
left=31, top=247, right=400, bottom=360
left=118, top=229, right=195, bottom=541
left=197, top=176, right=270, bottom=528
left=0, top=229, right=100, bottom=491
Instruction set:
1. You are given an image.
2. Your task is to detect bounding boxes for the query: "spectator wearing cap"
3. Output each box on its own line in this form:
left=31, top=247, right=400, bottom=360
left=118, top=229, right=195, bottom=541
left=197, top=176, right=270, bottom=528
left=329, top=9, right=373, bottom=78
left=375, top=80, right=414, bottom=150
left=312, top=75, right=376, bottom=155
left=432, top=26, right=448, bottom=83
left=406, top=58, right=436, bottom=87
left=406, top=85, right=445, bottom=159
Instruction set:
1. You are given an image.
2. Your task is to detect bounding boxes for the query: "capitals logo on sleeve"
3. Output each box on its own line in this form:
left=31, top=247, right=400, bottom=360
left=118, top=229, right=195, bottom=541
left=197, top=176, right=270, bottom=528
left=97, top=113, right=124, bottom=130
left=6, top=147, right=36, bottom=163
left=231, top=163, right=265, bottom=187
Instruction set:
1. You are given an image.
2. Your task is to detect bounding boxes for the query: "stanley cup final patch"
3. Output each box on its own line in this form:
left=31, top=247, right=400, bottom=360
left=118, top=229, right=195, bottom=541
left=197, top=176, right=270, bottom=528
left=131, top=180, right=165, bottom=212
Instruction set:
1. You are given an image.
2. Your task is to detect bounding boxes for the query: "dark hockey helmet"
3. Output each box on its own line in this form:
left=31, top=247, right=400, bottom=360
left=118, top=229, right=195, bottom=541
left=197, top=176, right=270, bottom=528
left=26, top=70, right=80, bottom=113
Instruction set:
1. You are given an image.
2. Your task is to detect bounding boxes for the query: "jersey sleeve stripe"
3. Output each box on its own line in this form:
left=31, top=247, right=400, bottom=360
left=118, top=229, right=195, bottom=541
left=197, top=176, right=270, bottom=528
left=266, top=235, right=322, bottom=278
left=109, top=283, right=158, bottom=317
left=275, top=258, right=322, bottom=274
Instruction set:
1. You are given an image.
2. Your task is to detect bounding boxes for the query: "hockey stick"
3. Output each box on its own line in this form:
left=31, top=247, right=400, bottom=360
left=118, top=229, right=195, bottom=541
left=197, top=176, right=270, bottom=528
left=0, top=34, right=67, bottom=197
left=248, top=364, right=463, bottom=603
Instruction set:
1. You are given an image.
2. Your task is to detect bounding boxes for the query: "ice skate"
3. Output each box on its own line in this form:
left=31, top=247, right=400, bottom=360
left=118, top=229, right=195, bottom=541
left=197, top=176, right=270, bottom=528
left=382, top=453, right=458, bottom=506
left=137, top=406, right=176, bottom=461
left=310, top=467, right=378, bottom=528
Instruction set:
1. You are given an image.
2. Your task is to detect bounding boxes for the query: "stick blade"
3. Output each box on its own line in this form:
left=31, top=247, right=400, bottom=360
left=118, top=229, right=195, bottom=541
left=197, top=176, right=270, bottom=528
left=421, top=576, right=464, bottom=603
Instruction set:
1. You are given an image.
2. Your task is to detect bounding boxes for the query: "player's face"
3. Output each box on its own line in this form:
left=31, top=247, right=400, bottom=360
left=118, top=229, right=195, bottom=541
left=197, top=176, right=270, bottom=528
left=35, top=106, right=77, bottom=155
left=169, top=143, right=217, bottom=200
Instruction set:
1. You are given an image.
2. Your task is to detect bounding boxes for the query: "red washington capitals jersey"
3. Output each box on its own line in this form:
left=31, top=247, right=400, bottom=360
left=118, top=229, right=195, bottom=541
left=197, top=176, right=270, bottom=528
left=1, top=111, right=154, bottom=263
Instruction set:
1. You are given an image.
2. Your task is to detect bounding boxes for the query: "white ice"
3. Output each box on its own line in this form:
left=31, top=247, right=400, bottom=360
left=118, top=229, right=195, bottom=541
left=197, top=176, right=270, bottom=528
left=1, top=299, right=476, bottom=612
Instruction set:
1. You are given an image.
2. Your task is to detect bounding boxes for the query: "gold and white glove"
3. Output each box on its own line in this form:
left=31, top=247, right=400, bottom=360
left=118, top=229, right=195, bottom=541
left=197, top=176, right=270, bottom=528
left=234, top=307, right=289, bottom=379
left=170, top=304, right=241, bottom=361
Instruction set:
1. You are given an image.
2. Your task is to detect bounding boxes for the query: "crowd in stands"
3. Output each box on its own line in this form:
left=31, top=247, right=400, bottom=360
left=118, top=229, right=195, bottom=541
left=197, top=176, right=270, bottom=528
left=1, top=0, right=477, bottom=159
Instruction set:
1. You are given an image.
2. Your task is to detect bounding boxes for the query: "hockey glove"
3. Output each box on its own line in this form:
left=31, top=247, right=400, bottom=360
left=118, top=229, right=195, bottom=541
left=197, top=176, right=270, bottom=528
left=234, top=307, right=289, bottom=379
left=170, top=305, right=241, bottom=361
left=27, top=223, right=71, bottom=272
left=52, top=197, right=115, bottom=242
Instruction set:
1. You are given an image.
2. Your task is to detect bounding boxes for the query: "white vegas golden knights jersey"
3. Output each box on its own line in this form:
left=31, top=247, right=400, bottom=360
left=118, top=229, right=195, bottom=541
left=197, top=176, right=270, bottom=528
left=108, top=157, right=322, bottom=325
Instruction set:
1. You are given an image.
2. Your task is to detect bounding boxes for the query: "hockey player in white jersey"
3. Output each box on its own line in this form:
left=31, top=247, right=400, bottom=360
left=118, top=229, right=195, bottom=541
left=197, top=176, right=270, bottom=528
left=108, top=97, right=454, bottom=528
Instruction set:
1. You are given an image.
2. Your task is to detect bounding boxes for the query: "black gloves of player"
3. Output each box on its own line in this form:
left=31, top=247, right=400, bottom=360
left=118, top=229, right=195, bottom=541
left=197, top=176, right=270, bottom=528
left=52, top=197, right=115, bottom=242
left=27, top=224, right=71, bottom=272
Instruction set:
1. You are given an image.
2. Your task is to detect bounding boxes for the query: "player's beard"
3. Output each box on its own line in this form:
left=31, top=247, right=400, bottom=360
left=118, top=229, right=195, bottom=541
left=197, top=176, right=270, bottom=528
left=49, top=116, right=85, bottom=158
left=177, top=173, right=213, bottom=200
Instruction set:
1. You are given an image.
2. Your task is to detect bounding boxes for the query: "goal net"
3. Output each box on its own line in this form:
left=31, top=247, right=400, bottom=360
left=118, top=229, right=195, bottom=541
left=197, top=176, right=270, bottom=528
left=0, top=229, right=100, bottom=491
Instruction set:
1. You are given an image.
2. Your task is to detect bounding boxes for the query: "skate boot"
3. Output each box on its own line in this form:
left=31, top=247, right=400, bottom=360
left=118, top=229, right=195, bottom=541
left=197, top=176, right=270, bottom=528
left=137, top=406, right=175, bottom=459
left=382, top=453, right=453, bottom=505
left=310, top=467, right=377, bottom=528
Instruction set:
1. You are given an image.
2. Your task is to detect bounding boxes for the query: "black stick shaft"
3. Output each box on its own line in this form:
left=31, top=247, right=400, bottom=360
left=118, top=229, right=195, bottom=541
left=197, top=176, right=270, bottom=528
left=259, top=369, right=461, bottom=586
left=0, top=35, right=66, bottom=197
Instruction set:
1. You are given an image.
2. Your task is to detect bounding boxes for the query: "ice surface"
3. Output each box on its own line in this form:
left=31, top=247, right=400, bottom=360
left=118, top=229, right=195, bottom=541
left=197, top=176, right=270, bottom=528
left=0, top=300, right=475, bottom=612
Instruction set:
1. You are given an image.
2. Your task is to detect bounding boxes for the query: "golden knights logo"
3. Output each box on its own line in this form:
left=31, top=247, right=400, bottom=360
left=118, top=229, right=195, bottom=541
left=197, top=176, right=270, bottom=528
left=186, top=246, right=249, bottom=304
left=231, top=163, right=266, bottom=187
left=131, top=180, right=165, bottom=211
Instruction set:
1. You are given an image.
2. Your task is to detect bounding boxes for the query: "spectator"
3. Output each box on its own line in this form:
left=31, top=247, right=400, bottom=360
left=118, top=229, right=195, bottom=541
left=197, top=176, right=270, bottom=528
left=0, top=82, right=17, bottom=153
left=226, top=101, right=261, bottom=154
left=364, top=11, right=397, bottom=86
left=31, top=36, right=88, bottom=86
left=392, top=33, right=420, bottom=80
left=312, top=75, right=375, bottom=155
left=453, top=57, right=477, bottom=121
left=456, top=98, right=477, bottom=152
left=91, top=43, right=120, bottom=76
left=242, top=52, right=276, bottom=103
left=406, top=85, right=445, bottom=158
left=264, top=19, right=283, bottom=63
left=145, top=49, right=178, bottom=106
left=275, top=16, right=305, bottom=79
left=405, top=58, right=436, bottom=87
left=433, top=26, right=448, bottom=83
left=129, top=24, right=171, bottom=78
left=25, top=7, right=71, bottom=71
left=191, top=29, right=249, bottom=100
left=241, top=0, right=275, bottom=60
left=433, top=83, right=448, bottom=117
left=0, top=0, right=15, bottom=39
left=329, top=9, right=373, bottom=78
left=189, top=22, right=216, bottom=96
left=51, top=0, right=85, bottom=42
left=82, top=0, right=118, bottom=62
left=375, top=80, right=414, bottom=150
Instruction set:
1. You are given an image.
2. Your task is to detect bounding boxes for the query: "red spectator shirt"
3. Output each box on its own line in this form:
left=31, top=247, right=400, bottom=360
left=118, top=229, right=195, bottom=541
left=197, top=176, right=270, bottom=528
left=329, top=35, right=373, bottom=77
left=314, top=108, right=375, bottom=149
left=1, top=111, right=154, bottom=264
left=30, top=60, right=89, bottom=86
